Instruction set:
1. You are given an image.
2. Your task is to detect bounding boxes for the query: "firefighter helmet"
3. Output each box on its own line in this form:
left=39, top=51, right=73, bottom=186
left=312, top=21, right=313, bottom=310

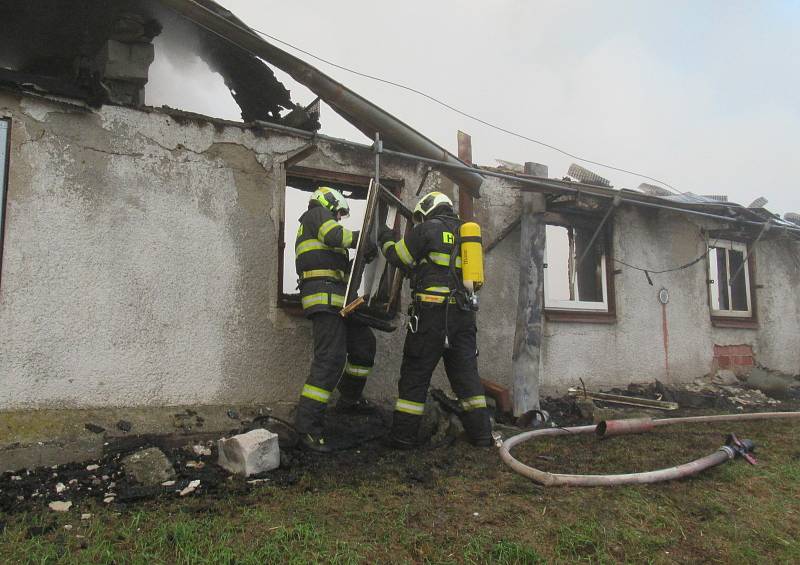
left=312, top=186, right=350, bottom=216
left=413, top=191, right=453, bottom=223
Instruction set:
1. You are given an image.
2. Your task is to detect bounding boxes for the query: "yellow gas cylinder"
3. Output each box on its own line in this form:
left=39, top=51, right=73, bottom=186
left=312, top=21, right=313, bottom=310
left=460, top=222, right=484, bottom=292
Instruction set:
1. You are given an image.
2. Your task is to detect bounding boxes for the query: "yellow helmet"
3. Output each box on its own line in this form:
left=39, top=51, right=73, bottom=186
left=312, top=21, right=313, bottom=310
left=413, top=191, right=453, bottom=223
left=312, top=186, right=349, bottom=216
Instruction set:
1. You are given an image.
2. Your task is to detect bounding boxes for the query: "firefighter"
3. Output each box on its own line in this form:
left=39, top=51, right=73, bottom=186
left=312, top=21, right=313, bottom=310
left=379, top=191, right=492, bottom=447
left=293, top=186, right=377, bottom=452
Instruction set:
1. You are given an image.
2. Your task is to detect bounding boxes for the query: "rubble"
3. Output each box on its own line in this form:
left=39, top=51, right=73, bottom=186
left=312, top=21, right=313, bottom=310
left=48, top=501, right=72, bottom=512
left=218, top=429, right=280, bottom=477
left=179, top=480, right=201, bottom=497
left=745, top=367, right=800, bottom=400
left=116, top=420, right=133, bottom=433
left=121, top=448, right=175, bottom=486
left=191, top=444, right=212, bottom=457
left=711, top=370, right=740, bottom=386
left=681, top=374, right=781, bottom=407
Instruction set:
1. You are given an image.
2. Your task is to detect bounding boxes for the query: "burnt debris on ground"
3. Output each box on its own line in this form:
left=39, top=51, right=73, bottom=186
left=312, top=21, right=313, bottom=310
left=2, top=378, right=798, bottom=516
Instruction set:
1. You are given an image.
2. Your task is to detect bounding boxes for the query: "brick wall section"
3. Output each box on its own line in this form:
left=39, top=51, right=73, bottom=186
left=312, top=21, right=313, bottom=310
left=713, top=344, right=755, bottom=372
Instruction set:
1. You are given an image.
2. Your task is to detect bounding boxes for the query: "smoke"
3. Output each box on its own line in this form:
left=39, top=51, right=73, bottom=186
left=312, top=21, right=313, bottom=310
left=142, top=5, right=241, bottom=120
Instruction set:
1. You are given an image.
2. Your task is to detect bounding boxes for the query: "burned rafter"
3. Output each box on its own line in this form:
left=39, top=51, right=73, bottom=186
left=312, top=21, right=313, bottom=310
left=0, top=0, right=312, bottom=128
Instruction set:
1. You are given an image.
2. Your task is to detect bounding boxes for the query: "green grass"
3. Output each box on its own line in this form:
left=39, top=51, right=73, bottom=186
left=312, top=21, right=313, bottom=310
left=1, top=419, right=799, bottom=564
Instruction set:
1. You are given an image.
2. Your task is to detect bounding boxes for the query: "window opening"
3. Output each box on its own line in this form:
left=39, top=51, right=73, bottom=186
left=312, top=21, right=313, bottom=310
left=708, top=239, right=752, bottom=317
left=278, top=168, right=404, bottom=316
left=544, top=223, right=609, bottom=312
left=280, top=173, right=367, bottom=307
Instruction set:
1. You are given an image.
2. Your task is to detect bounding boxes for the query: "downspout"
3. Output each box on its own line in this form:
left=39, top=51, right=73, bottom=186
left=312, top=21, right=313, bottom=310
left=156, top=0, right=484, bottom=196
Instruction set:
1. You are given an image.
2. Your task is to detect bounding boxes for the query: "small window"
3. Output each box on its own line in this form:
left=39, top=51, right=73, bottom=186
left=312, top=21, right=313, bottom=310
left=0, top=118, right=9, bottom=288
left=708, top=239, right=752, bottom=317
left=544, top=223, right=609, bottom=312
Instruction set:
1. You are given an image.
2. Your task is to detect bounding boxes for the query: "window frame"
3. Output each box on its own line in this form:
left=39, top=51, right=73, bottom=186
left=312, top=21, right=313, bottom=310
left=707, top=238, right=755, bottom=321
left=543, top=213, right=616, bottom=323
left=0, top=118, right=10, bottom=292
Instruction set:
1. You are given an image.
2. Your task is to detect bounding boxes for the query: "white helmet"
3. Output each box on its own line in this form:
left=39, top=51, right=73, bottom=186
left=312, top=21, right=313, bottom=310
left=413, top=191, right=453, bottom=223
left=312, top=186, right=350, bottom=216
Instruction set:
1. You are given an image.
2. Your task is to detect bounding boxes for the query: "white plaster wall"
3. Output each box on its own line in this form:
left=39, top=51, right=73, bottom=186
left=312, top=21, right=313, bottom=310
left=474, top=182, right=800, bottom=395
left=1, top=90, right=797, bottom=411
left=0, top=91, right=432, bottom=410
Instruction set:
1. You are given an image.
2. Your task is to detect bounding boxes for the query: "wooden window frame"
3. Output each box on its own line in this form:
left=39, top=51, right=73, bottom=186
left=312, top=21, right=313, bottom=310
left=277, top=165, right=403, bottom=315
left=543, top=212, right=617, bottom=324
left=707, top=238, right=758, bottom=329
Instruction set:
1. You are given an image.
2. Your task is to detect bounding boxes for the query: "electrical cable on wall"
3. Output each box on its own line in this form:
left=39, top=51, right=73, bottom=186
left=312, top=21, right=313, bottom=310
left=179, top=1, right=794, bottom=226
left=249, top=25, right=681, bottom=193
left=614, top=250, right=709, bottom=275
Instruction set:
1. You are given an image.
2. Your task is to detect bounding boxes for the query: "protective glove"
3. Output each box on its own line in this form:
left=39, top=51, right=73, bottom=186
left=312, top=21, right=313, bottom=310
left=378, top=225, right=396, bottom=246
left=363, top=236, right=379, bottom=263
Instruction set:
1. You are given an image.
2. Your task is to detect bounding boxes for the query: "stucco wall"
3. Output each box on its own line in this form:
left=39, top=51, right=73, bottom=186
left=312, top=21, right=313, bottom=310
left=1, top=91, right=798, bottom=411
left=0, top=92, right=439, bottom=410
left=475, top=182, right=800, bottom=394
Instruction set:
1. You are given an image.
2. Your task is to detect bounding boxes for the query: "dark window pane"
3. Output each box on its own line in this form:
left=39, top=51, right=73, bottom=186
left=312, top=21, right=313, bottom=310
left=574, top=226, right=603, bottom=302
left=714, top=247, right=730, bottom=310
left=728, top=249, right=749, bottom=311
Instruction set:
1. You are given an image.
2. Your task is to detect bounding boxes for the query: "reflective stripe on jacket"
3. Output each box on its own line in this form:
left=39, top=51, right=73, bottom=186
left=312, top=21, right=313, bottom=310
left=295, top=202, right=357, bottom=316
left=382, top=213, right=463, bottom=300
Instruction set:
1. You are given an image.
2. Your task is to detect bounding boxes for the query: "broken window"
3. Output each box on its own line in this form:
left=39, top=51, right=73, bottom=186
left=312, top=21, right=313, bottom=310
left=0, top=119, right=9, bottom=287
left=279, top=169, right=368, bottom=309
left=544, top=223, right=609, bottom=312
left=708, top=239, right=753, bottom=317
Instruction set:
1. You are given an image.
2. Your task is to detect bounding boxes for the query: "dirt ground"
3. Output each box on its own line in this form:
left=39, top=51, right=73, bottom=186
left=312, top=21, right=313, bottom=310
left=1, top=399, right=799, bottom=564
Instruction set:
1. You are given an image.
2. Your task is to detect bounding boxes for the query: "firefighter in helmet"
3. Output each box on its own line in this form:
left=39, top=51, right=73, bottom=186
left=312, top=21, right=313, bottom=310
left=379, top=191, right=492, bottom=447
left=293, top=186, right=376, bottom=452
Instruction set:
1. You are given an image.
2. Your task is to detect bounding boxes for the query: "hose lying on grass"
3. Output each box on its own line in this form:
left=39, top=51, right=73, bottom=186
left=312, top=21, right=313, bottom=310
left=497, top=412, right=800, bottom=487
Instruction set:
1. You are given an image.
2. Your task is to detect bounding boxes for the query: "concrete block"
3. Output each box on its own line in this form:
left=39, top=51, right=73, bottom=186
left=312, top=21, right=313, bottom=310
left=101, top=40, right=154, bottom=81
left=712, top=370, right=739, bottom=386
left=217, top=429, right=279, bottom=477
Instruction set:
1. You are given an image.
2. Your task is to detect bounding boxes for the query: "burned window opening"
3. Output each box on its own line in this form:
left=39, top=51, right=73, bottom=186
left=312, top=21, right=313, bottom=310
left=544, top=220, right=611, bottom=313
left=708, top=239, right=753, bottom=318
left=278, top=168, right=404, bottom=315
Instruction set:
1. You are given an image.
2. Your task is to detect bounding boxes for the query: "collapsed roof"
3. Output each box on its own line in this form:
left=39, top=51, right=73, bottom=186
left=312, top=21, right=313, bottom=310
left=0, top=0, right=482, bottom=194
left=0, top=0, right=313, bottom=128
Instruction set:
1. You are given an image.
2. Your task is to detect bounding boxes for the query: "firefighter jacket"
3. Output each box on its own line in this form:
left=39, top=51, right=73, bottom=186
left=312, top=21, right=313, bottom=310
left=295, top=201, right=358, bottom=316
left=381, top=210, right=463, bottom=304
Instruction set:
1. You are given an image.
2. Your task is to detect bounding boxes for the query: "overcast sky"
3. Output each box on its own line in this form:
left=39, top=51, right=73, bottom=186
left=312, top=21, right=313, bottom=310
left=147, top=1, right=799, bottom=215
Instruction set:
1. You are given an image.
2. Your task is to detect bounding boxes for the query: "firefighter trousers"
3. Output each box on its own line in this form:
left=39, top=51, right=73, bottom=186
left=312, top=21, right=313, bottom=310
left=294, top=312, right=376, bottom=436
left=392, top=302, right=492, bottom=445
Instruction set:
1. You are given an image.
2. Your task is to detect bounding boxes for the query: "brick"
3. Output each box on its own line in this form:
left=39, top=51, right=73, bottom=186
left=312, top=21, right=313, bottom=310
left=714, top=344, right=753, bottom=357
left=217, top=429, right=279, bottom=477
left=717, top=356, right=732, bottom=369
left=481, top=379, right=511, bottom=414
left=735, top=356, right=754, bottom=366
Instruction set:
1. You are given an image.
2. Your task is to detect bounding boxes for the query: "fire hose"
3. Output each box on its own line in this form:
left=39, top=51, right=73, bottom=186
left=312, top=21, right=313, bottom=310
left=497, top=412, right=800, bottom=487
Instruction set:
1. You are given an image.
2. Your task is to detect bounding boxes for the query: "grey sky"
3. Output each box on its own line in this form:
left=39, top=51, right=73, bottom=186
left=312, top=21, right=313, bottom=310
left=147, top=0, right=800, bottom=215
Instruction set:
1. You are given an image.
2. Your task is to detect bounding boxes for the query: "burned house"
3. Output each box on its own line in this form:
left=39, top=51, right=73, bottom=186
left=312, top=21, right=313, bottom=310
left=1, top=0, right=799, bottom=424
